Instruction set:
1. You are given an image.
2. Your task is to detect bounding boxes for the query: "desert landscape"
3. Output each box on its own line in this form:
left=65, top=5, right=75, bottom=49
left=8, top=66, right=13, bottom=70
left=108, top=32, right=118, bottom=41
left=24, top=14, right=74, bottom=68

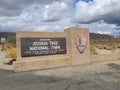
left=0, top=32, right=120, bottom=67
left=90, top=40, right=120, bottom=55
left=0, top=0, right=120, bottom=90
left=0, top=32, right=120, bottom=90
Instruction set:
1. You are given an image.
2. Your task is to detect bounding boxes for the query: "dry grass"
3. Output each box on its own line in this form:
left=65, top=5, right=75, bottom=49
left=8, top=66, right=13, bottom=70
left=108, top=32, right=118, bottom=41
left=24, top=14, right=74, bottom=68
left=90, top=40, right=120, bottom=55
left=90, top=46, right=98, bottom=55
left=1, top=42, right=16, bottom=58
left=4, top=48, right=16, bottom=58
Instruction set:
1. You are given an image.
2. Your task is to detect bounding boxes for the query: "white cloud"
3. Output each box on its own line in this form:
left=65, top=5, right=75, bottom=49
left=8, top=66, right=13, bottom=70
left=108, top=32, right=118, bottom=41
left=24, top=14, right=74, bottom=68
left=0, top=0, right=120, bottom=36
left=0, top=4, right=43, bottom=32
left=42, top=2, right=68, bottom=21
left=97, top=31, right=112, bottom=35
left=33, top=25, right=63, bottom=32
left=74, top=0, right=120, bottom=25
left=80, top=21, right=118, bottom=35
left=34, top=16, right=75, bottom=32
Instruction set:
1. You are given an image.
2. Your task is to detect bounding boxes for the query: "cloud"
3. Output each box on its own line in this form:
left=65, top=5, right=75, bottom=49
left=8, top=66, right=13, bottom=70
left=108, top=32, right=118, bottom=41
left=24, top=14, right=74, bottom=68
left=42, top=2, right=68, bottom=22
left=33, top=25, right=63, bottom=32
left=0, top=7, right=42, bottom=32
left=0, top=0, right=119, bottom=36
left=34, top=15, right=76, bottom=32
left=74, top=0, right=120, bottom=25
left=0, top=0, right=61, bottom=16
left=0, top=0, right=22, bottom=16
left=79, top=21, right=119, bottom=35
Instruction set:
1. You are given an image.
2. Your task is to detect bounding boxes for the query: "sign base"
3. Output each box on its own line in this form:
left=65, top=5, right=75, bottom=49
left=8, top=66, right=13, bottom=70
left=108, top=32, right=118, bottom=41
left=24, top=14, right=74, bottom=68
left=14, top=56, right=70, bottom=72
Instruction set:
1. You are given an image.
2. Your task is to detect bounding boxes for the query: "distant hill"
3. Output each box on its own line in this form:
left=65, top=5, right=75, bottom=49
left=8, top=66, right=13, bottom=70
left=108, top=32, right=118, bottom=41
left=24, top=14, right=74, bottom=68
left=90, top=33, right=114, bottom=40
left=0, top=32, right=16, bottom=39
left=114, top=35, right=120, bottom=39
left=0, top=32, right=119, bottom=41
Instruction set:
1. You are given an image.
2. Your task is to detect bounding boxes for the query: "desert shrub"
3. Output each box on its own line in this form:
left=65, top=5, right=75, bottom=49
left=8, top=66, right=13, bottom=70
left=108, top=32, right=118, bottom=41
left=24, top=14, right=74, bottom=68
left=4, top=48, right=16, bottom=58
left=91, top=40, right=120, bottom=51
left=90, top=46, right=98, bottom=55
left=117, top=45, right=120, bottom=48
left=103, top=46, right=107, bottom=49
left=7, top=38, right=16, bottom=47
left=1, top=42, right=16, bottom=58
left=1, top=43, right=13, bottom=49
left=96, top=45, right=105, bottom=49
left=116, top=44, right=120, bottom=48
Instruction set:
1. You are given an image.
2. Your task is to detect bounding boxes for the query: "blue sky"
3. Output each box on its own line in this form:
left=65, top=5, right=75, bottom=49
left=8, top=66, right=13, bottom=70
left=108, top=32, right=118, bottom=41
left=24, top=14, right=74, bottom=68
left=0, top=0, right=120, bottom=36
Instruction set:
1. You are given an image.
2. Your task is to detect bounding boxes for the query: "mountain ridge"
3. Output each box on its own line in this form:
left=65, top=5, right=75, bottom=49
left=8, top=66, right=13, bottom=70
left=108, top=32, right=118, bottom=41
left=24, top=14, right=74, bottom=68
left=0, top=32, right=119, bottom=40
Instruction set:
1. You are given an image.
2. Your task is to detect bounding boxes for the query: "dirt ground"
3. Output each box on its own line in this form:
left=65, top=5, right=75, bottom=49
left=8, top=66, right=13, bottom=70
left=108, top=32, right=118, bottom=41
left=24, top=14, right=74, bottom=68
left=0, top=45, right=13, bottom=70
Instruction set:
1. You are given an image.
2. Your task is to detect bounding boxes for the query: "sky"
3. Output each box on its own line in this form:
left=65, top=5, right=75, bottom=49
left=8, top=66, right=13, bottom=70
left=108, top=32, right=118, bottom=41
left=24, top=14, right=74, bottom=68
left=0, top=0, right=120, bottom=36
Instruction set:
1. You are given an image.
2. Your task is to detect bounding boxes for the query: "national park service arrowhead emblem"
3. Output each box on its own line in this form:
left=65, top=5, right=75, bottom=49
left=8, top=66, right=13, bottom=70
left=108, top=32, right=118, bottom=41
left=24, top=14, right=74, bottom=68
left=75, top=34, right=87, bottom=53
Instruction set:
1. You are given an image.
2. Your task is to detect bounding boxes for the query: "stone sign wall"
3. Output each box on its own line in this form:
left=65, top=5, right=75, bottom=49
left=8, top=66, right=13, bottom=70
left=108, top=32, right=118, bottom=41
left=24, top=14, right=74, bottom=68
left=14, top=28, right=90, bottom=72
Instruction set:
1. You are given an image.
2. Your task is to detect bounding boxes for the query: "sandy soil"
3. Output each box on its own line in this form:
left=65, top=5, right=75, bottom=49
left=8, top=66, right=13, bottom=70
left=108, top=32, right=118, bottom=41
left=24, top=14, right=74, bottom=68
left=0, top=45, right=13, bottom=70
left=95, top=48, right=120, bottom=55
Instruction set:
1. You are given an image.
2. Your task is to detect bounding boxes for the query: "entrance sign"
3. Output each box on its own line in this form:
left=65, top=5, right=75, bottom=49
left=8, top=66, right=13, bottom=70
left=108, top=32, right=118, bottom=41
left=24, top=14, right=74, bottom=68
left=21, top=38, right=66, bottom=57
left=14, top=28, right=90, bottom=72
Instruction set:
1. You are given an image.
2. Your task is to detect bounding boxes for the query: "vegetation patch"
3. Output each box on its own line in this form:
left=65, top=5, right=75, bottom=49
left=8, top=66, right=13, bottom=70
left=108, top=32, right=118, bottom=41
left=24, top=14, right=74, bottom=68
left=1, top=42, right=16, bottom=58
left=90, top=40, right=120, bottom=55
left=90, top=46, right=98, bottom=55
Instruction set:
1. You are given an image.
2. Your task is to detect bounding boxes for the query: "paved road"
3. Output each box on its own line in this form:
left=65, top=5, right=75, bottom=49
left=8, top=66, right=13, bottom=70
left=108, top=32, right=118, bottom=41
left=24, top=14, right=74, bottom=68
left=0, top=61, right=120, bottom=90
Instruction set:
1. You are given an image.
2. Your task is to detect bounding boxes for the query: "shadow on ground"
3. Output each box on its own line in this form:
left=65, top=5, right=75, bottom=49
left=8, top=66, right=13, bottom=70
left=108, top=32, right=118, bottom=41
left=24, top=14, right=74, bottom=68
left=107, top=63, right=120, bottom=70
